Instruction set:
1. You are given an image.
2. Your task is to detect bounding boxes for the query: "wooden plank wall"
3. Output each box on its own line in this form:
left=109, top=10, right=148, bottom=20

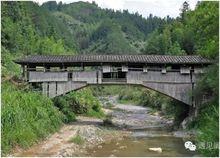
left=72, top=71, right=97, bottom=83
left=127, top=71, right=192, bottom=84
left=29, top=71, right=68, bottom=82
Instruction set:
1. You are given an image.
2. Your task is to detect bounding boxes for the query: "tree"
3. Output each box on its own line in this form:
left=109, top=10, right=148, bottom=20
left=57, top=1, right=62, bottom=11
left=41, top=1, right=57, bottom=11
left=180, top=1, right=190, bottom=20
left=168, top=42, right=186, bottom=55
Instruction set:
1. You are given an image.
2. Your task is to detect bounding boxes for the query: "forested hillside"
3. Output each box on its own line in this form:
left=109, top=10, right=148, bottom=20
left=42, top=1, right=172, bottom=54
left=1, top=1, right=219, bottom=156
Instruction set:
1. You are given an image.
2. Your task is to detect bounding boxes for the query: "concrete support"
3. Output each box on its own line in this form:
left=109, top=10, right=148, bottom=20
left=98, top=71, right=102, bottom=84
left=48, top=82, right=56, bottom=98
left=142, top=82, right=192, bottom=105
left=42, top=81, right=87, bottom=98
left=42, top=82, right=48, bottom=96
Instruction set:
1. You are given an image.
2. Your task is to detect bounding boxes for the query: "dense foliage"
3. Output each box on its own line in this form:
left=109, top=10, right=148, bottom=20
left=53, top=88, right=104, bottom=122
left=143, top=1, right=219, bottom=57
left=41, top=1, right=172, bottom=54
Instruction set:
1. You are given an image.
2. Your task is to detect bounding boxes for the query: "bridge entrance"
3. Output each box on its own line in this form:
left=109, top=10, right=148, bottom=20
left=14, top=54, right=212, bottom=106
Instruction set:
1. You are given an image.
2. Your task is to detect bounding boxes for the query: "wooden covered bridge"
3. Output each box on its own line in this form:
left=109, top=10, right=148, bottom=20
left=15, top=55, right=212, bottom=106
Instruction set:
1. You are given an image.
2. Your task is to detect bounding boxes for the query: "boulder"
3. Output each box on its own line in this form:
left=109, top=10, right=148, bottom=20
left=148, top=147, right=162, bottom=153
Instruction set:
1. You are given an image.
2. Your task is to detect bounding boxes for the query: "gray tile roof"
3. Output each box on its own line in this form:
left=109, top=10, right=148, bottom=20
left=14, top=54, right=212, bottom=65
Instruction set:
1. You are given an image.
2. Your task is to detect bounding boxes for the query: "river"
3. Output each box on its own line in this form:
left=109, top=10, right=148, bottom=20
left=13, top=96, right=197, bottom=157
left=85, top=96, right=196, bottom=157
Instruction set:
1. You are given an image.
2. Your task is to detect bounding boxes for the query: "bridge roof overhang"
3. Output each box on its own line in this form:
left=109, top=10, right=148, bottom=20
left=14, top=55, right=213, bottom=67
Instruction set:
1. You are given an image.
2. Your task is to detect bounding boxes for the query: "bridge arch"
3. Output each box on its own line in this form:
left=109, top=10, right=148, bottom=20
left=61, top=83, right=190, bottom=106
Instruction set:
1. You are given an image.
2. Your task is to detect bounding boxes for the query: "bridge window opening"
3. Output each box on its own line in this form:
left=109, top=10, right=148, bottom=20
left=68, top=72, right=72, bottom=80
left=161, top=67, right=167, bottom=74
left=50, top=67, right=61, bottom=72
left=68, top=67, right=81, bottom=71
left=45, top=66, right=51, bottom=72
left=27, top=65, right=36, bottom=71
left=84, top=66, right=98, bottom=71
left=102, top=72, right=126, bottom=82
left=47, top=83, right=49, bottom=97
left=171, top=65, right=180, bottom=70
left=128, top=65, right=143, bottom=71
left=55, top=82, right=58, bottom=95
left=166, top=66, right=172, bottom=71
left=180, top=66, right=190, bottom=74
left=103, top=72, right=126, bottom=79
left=31, top=82, right=42, bottom=91
left=128, top=67, right=143, bottom=71
left=150, top=66, right=163, bottom=71
left=102, top=67, right=127, bottom=82
left=70, top=66, right=97, bottom=72
left=36, top=66, right=45, bottom=72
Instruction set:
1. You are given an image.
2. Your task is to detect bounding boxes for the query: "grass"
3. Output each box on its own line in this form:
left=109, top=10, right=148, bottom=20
left=1, top=82, right=64, bottom=155
left=2, top=82, right=104, bottom=155
left=86, top=109, right=105, bottom=118
left=196, top=105, right=219, bottom=157
left=69, top=135, right=85, bottom=145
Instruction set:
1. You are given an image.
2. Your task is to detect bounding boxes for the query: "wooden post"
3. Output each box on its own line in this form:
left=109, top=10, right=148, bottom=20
left=21, top=65, right=28, bottom=81
left=81, top=63, right=84, bottom=71
left=21, top=65, right=25, bottom=78
left=27, top=64, right=36, bottom=81
left=45, top=66, right=50, bottom=72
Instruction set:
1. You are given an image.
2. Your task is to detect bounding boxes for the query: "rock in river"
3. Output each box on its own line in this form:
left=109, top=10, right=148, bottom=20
left=148, top=147, right=162, bottom=153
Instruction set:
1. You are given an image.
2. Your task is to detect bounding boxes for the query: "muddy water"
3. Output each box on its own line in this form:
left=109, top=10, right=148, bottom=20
left=87, top=136, right=195, bottom=157
left=87, top=96, right=197, bottom=157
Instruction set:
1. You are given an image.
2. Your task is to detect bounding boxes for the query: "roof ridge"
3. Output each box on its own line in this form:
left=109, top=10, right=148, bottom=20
left=14, top=54, right=213, bottom=65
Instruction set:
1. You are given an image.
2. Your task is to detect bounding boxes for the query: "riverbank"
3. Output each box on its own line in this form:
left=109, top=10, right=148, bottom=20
left=12, top=116, right=130, bottom=157
left=12, top=96, right=196, bottom=157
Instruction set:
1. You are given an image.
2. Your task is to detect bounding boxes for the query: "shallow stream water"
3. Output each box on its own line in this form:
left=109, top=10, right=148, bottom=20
left=87, top=96, right=197, bottom=157
left=87, top=135, right=195, bottom=157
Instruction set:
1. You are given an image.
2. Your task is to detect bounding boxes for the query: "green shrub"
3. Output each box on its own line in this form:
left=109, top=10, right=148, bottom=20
left=118, top=86, right=143, bottom=104
left=103, top=114, right=114, bottom=126
left=190, top=101, right=219, bottom=157
left=195, top=104, right=219, bottom=156
left=69, top=135, right=84, bottom=145
left=1, top=82, right=63, bottom=155
left=53, top=96, right=76, bottom=123
left=169, top=100, right=190, bottom=127
left=53, top=88, right=104, bottom=120
left=1, top=46, right=21, bottom=77
left=192, top=65, right=219, bottom=157
left=91, top=85, right=129, bottom=96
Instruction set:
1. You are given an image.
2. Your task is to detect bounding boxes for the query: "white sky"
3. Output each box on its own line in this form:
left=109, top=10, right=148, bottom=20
left=34, top=0, right=199, bottom=18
